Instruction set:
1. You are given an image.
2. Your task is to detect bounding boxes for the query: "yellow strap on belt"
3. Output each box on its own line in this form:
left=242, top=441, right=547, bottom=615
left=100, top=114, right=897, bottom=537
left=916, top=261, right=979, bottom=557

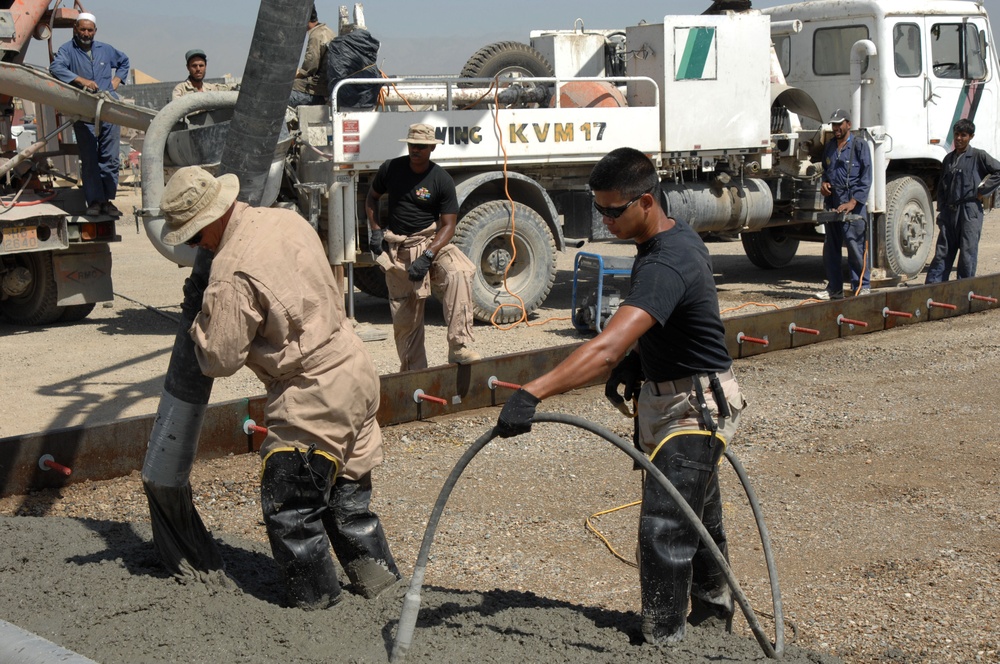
left=648, top=429, right=727, bottom=464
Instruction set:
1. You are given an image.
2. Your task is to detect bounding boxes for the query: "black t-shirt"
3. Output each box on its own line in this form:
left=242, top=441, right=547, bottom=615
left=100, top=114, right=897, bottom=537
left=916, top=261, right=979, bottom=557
left=371, top=156, right=459, bottom=235
left=624, top=219, right=731, bottom=382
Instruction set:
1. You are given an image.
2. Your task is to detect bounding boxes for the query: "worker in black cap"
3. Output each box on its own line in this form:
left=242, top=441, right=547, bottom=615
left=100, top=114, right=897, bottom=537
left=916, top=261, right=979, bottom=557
left=172, top=48, right=230, bottom=99
left=815, top=108, right=872, bottom=299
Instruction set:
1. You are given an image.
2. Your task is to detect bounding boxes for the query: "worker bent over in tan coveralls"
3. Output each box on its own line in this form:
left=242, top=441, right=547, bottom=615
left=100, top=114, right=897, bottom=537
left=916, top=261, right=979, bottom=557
left=161, top=166, right=400, bottom=610
left=365, top=123, right=479, bottom=371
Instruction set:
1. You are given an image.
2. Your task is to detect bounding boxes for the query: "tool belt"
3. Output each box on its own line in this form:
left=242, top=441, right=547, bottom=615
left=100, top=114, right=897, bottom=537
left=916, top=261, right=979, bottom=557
left=649, top=369, right=734, bottom=443
left=649, top=369, right=734, bottom=397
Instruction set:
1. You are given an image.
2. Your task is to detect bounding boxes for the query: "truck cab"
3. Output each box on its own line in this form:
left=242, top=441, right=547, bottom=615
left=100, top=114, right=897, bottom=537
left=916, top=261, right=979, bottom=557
left=769, top=0, right=997, bottom=157
left=765, top=0, right=1000, bottom=279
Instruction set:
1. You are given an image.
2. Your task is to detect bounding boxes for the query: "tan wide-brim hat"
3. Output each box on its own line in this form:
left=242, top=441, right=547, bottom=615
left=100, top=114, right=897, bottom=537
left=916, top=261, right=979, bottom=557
left=399, top=122, right=443, bottom=145
left=161, top=166, right=240, bottom=246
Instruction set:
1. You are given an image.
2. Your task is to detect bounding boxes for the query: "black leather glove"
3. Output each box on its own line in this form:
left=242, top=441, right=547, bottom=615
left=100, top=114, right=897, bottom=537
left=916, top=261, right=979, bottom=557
left=180, top=275, right=206, bottom=320
left=605, top=351, right=644, bottom=407
left=496, top=388, right=541, bottom=438
left=407, top=252, right=433, bottom=281
left=369, top=227, right=385, bottom=256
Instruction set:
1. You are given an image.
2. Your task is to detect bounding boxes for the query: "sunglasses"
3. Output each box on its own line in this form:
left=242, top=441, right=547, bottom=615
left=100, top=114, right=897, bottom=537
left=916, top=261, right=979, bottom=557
left=185, top=231, right=203, bottom=247
left=409, top=143, right=432, bottom=150
left=593, top=187, right=653, bottom=219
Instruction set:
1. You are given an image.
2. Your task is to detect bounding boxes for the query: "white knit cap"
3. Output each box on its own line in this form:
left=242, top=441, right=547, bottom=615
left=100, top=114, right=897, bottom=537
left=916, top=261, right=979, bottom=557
left=76, top=12, right=96, bottom=25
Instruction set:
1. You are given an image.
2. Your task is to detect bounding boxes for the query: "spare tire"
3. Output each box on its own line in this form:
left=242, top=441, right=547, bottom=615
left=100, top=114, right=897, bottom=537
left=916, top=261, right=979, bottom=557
left=460, top=41, right=554, bottom=80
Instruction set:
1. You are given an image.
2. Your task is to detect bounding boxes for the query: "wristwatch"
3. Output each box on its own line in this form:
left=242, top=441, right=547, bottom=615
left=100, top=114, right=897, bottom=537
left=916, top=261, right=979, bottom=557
left=423, top=249, right=435, bottom=260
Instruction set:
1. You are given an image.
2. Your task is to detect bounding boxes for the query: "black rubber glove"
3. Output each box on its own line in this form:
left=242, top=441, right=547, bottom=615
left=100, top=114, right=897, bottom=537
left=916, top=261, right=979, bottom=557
left=407, top=253, right=433, bottom=281
left=180, top=275, right=206, bottom=320
left=369, top=227, right=385, bottom=256
left=605, top=351, right=644, bottom=406
left=496, top=388, right=541, bottom=438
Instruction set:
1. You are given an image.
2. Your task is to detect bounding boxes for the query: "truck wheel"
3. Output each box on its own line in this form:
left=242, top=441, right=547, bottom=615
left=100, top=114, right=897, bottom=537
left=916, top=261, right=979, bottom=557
left=353, top=266, right=389, bottom=299
left=460, top=41, right=554, bottom=80
left=884, top=175, right=933, bottom=279
left=740, top=227, right=800, bottom=269
left=58, top=303, right=96, bottom=322
left=0, top=251, right=63, bottom=325
left=453, top=200, right=557, bottom=324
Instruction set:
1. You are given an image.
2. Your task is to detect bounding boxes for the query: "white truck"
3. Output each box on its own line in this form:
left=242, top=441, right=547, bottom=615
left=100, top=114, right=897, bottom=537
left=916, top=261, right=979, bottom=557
left=148, top=0, right=1000, bottom=324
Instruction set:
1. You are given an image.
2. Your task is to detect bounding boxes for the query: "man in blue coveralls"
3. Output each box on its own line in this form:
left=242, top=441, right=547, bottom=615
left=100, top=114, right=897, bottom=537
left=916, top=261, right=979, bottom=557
left=815, top=108, right=872, bottom=300
left=50, top=12, right=130, bottom=218
left=925, top=118, right=1000, bottom=283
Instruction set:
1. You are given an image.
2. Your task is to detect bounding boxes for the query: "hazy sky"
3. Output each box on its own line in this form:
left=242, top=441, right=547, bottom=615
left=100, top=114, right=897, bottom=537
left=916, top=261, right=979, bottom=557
left=25, top=0, right=1000, bottom=83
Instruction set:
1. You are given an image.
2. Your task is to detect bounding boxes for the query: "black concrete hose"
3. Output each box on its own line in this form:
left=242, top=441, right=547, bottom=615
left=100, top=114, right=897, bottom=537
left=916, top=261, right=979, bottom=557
left=390, top=412, right=785, bottom=661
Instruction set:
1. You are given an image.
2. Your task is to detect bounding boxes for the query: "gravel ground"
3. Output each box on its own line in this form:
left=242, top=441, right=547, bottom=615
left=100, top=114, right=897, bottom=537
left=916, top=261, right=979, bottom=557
left=1, top=189, right=999, bottom=662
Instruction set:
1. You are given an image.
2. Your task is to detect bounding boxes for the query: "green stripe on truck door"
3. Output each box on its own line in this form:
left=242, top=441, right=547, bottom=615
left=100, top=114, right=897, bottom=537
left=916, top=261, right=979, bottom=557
left=677, top=27, right=715, bottom=80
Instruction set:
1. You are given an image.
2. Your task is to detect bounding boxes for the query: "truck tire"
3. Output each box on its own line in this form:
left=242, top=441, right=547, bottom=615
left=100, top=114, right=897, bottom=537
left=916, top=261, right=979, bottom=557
left=453, top=200, right=557, bottom=324
left=58, top=303, right=96, bottom=323
left=740, top=227, right=801, bottom=269
left=0, top=251, right=62, bottom=325
left=353, top=265, right=389, bottom=299
left=884, top=175, right=933, bottom=279
left=460, top=41, right=554, bottom=80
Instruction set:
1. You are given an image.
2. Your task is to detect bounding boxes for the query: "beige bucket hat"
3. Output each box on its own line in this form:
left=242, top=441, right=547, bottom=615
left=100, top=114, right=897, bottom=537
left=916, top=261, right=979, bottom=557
left=161, top=166, right=240, bottom=246
left=399, top=123, right=443, bottom=145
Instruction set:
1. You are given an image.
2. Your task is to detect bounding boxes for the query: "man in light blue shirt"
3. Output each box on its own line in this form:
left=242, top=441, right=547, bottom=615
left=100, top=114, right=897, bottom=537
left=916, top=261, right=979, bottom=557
left=50, top=12, right=130, bottom=218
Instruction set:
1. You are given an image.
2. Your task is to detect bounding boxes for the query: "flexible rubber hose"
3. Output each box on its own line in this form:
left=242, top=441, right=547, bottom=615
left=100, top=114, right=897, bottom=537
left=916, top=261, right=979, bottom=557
left=725, top=449, right=786, bottom=652
left=390, top=412, right=784, bottom=661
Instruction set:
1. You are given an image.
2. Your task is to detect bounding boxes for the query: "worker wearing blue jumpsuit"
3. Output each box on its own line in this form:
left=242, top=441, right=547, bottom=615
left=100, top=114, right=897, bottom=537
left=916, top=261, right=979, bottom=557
left=925, top=118, right=1000, bottom=283
left=817, top=109, right=872, bottom=299
left=50, top=12, right=130, bottom=218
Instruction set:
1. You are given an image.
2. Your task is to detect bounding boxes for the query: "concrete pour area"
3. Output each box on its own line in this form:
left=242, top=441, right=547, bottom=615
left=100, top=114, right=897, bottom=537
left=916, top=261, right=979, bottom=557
left=0, top=506, right=835, bottom=663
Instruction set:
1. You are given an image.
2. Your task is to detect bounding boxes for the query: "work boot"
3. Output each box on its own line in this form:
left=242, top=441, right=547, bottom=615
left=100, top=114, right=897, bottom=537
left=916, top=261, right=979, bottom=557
left=448, top=343, right=480, bottom=364
left=102, top=201, right=122, bottom=218
left=689, top=588, right=734, bottom=630
left=323, top=473, right=401, bottom=599
left=85, top=202, right=102, bottom=216
left=642, top=614, right=687, bottom=645
left=260, top=447, right=342, bottom=610
left=639, top=432, right=726, bottom=645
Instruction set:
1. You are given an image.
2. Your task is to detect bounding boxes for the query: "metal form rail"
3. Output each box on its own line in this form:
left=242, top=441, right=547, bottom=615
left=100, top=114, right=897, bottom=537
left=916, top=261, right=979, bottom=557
left=1, top=275, right=998, bottom=497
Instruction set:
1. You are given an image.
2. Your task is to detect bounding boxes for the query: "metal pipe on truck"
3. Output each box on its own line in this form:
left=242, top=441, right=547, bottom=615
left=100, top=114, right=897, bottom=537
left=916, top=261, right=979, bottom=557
left=663, top=179, right=775, bottom=233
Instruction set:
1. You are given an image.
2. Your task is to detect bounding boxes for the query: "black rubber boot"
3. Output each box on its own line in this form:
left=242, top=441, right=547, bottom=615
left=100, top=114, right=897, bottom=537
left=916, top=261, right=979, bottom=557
left=260, top=448, right=342, bottom=610
left=322, top=473, right=401, bottom=599
left=639, top=431, right=725, bottom=645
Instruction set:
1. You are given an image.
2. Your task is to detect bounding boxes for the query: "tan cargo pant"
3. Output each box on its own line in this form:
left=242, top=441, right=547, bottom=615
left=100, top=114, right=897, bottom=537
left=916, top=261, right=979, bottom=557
left=382, top=227, right=475, bottom=371
left=259, top=325, right=384, bottom=481
left=636, top=371, right=745, bottom=454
